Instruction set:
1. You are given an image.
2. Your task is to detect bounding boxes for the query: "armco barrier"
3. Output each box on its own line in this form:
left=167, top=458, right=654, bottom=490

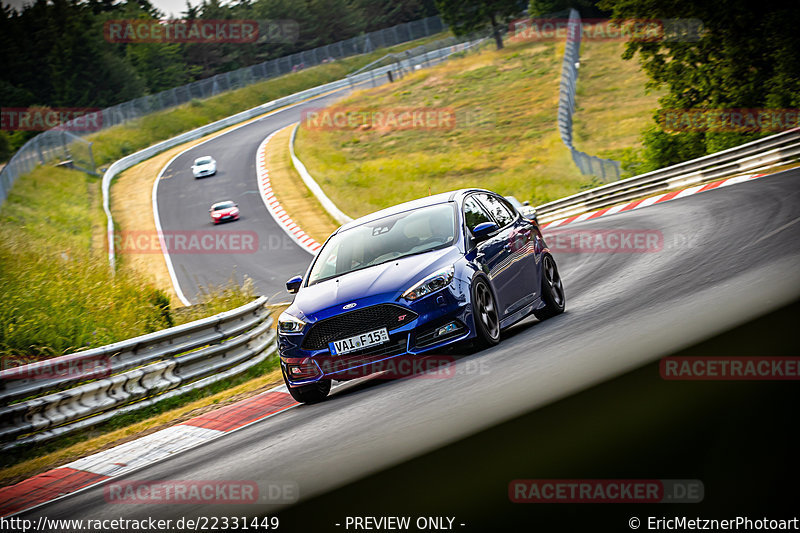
left=536, top=128, right=800, bottom=223
left=290, top=124, right=352, bottom=226
left=0, top=296, right=274, bottom=451
left=105, top=37, right=484, bottom=271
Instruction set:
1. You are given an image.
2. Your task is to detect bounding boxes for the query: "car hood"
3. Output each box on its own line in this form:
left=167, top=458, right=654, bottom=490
left=290, top=246, right=461, bottom=321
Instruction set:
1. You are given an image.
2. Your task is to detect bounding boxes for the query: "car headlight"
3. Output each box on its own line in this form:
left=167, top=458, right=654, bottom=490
left=402, top=266, right=454, bottom=301
left=278, top=312, right=306, bottom=334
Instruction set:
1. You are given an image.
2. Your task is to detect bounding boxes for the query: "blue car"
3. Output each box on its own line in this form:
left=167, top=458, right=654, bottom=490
left=278, top=189, right=565, bottom=403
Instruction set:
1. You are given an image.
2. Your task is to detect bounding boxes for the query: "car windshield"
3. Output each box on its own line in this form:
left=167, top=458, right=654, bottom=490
left=213, top=202, right=235, bottom=210
left=196, top=157, right=213, bottom=165
left=307, top=203, right=456, bottom=286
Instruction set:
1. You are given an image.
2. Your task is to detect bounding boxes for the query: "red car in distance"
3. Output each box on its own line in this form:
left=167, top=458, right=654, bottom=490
left=210, top=200, right=240, bottom=224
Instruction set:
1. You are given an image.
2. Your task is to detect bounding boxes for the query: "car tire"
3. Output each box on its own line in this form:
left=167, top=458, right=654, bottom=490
left=471, top=276, right=501, bottom=347
left=282, top=369, right=331, bottom=404
left=534, top=254, right=565, bottom=320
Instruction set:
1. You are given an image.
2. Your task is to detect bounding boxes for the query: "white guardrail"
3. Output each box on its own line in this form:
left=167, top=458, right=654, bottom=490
left=103, top=39, right=482, bottom=269
left=535, top=128, right=800, bottom=223
left=0, top=297, right=273, bottom=451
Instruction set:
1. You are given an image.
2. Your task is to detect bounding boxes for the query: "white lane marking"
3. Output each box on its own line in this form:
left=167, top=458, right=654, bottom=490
left=153, top=152, right=193, bottom=306
left=153, top=88, right=351, bottom=302
left=65, top=425, right=222, bottom=477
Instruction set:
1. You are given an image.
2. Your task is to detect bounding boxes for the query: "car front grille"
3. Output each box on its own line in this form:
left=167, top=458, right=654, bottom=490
left=301, top=304, right=417, bottom=351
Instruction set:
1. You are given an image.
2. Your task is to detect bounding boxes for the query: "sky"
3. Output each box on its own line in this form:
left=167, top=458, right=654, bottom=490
left=3, top=0, right=201, bottom=17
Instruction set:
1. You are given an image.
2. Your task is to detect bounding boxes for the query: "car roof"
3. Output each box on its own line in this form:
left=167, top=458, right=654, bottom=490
left=195, top=156, right=213, bottom=162
left=211, top=200, right=235, bottom=208
left=337, top=188, right=494, bottom=233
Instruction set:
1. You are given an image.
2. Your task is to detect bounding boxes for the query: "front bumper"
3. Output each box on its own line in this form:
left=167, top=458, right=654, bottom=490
left=279, top=287, right=474, bottom=386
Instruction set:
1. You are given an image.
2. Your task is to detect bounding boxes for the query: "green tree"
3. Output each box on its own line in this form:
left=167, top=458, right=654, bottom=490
left=434, top=0, right=525, bottom=49
left=529, top=0, right=608, bottom=17
left=600, top=0, right=800, bottom=170
left=353, top=0, right=439, bottom=32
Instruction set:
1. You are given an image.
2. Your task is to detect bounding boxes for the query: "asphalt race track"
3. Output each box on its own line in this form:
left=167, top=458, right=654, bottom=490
left=26, top=104, right=800, bottom=528
left=155, top=88, right=360, bottom=303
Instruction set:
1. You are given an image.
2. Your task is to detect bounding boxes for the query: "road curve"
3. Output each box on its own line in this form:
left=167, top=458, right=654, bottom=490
left=154, top=87, right=362, bottom=303
left=22, top=168, right=800, bottom=527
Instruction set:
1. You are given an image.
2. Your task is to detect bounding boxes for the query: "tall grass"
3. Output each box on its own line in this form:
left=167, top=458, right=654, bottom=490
left=173, top=276, right=258, bottom=325
left=0, top=165, right=254, bottom=362
left=295, top=38, right=660, bottom=217
left=0, top=166, right=166, bottom=360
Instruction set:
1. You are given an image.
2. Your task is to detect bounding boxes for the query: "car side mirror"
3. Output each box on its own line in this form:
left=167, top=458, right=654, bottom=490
left=472, top=221, right=498, bottom=241
left=286, top=275, right=303, bottom=294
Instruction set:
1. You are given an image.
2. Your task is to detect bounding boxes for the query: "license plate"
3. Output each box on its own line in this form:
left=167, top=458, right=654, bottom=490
left=329, top=328, right=389, bottom=355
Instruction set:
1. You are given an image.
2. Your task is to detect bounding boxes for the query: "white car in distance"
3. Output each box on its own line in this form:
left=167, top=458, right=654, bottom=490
left=192, top=156, right=217, bottom=178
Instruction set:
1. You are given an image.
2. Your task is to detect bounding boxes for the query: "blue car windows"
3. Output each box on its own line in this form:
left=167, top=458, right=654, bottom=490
left=476, top=194, right=515, bottom=227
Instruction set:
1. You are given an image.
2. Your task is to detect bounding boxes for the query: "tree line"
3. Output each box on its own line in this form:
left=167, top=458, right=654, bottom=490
left=0, top=0, right=438, bottom=158
left=2, top=0, right=797, bottom=174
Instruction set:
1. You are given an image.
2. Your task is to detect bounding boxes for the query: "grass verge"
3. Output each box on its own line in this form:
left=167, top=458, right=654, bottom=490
left=265, top=125, right=340, bottom=243
left=0, top=166, right=174, bottom=360
left=294, top=37, right=660, bottom=218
